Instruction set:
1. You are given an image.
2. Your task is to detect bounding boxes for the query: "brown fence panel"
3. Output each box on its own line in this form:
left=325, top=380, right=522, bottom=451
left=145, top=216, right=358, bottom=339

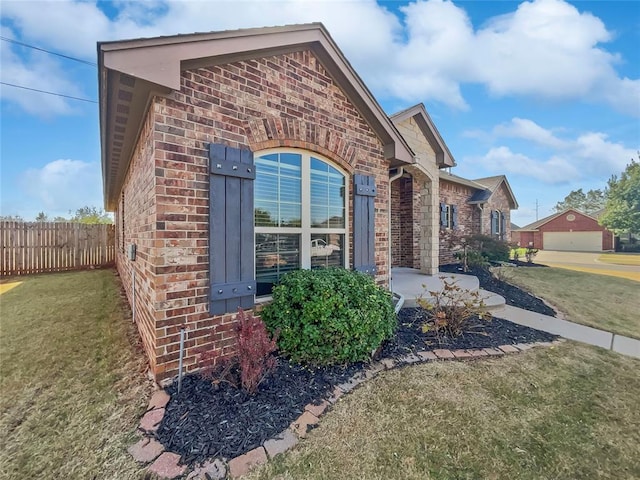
left=0, top=222, right=116, bottom=276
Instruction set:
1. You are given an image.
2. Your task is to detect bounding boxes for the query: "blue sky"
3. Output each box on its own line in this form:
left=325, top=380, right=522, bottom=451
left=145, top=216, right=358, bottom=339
left=1, top=0, right=638, bottom=226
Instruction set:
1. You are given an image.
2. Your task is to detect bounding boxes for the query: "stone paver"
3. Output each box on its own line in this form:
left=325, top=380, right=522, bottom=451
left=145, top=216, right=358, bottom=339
left=498, top=345, right=520, bottom=354
left=148, top=390, right=170, bottom=410
left=327, top=386, right=343, bottom=404
left=147, top=452, right=186, bottom=479
left=380, top=358, right=396, bottom=369
left=483, top=347, right=504, bottom=356
left=398, top=353, right=421, bottom=363
left=228, top=447, right=268, bottom=478
left=128, top=437, right=165, bottom=463
left=451, top=349, right=473, bottom=359
left=263, top=429, right=299, bottom=458
left=468, top=349, right=488, bottom=357
left=139, top=408, right=165, bottom=432
left=336, top=375, right=365, bottom=393
left=433, top=349, right=454, bottom=359
left=290, top=411, right=319, bottom=438
left=305, top=400, right=329, bottom=417
left=417, top=351, right=438, bottom=361
left=186, top=459, right=226, bottom=480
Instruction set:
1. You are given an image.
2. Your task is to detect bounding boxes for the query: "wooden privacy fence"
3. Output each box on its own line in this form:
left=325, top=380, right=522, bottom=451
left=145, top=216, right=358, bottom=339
left=1, top=222, right=116, bottom=276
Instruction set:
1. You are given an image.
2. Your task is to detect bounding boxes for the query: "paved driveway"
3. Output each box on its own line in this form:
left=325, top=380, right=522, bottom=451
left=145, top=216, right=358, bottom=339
left=534, top=250, right=640, bottom=281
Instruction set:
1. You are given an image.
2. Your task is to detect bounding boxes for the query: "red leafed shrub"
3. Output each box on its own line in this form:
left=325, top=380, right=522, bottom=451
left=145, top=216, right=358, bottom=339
left=236, top=308, right=279, bottom=395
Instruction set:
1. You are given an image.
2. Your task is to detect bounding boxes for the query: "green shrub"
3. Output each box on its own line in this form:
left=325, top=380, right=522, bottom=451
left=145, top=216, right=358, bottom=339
left=261, top=268, right=396, bottom=365
left=467, top=234, right=510, bottom=263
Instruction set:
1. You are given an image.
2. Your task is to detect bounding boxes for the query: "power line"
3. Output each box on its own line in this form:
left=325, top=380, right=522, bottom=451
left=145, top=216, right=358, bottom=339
left=0, top=82, right=97, bottom=104
left=0, top=36, right=97, bottom=66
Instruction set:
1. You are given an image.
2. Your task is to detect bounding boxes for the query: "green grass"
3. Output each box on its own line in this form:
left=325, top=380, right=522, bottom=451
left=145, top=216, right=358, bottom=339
left=0, top=270, right=151, bottom=480
left=496, top=267, right=640, bottom=339
left=246, top=343, right=640, bottom=480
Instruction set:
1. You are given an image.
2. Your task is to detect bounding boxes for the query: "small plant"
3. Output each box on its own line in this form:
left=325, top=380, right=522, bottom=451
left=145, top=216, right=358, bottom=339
left=236, top=308, right=279, bottom=394
left=524, top=244, right=538, bottom=263
left=195, top=308, right=279, bottom=395
left=417, top=278, right=491, bottom=338
left=262, top=268, right=396, bottom=365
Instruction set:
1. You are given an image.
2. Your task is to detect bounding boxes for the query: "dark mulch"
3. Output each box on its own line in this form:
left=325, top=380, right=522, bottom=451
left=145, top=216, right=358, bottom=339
left=439, top=263, right=556, bottom=316
left=156, top=308, right=558, bottom=465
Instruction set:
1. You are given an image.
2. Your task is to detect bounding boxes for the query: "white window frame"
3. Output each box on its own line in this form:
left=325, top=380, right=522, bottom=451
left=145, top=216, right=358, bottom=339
left=254, top=148, right=349, bottom=272
left=445, top=204, right=453, bottom=229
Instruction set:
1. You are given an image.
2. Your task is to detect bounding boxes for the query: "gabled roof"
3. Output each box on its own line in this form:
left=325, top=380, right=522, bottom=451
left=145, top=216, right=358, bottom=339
left=439, top=172, right=519, bottom=209
left=98, top=23, right=414, bottom=210
left=390, top=103, right=455, bottom=168
left=516, top=208, right=599, bottom=231
left=473, top=175, right=519, bottom=209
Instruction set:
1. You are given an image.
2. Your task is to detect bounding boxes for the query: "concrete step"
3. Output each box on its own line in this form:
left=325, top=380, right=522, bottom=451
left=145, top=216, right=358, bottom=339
left=391, top=267, right=505, bottom=310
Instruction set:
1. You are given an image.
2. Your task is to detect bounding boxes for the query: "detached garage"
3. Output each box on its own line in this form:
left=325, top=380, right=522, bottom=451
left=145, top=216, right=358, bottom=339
left=513, top=208, right=614, bottom=252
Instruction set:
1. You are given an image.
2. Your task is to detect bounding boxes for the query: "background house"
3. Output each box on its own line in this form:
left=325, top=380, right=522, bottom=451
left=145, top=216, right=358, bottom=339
left=513, top=208, right=614, bottom=252
left=438, top=172, right=518, bottom=264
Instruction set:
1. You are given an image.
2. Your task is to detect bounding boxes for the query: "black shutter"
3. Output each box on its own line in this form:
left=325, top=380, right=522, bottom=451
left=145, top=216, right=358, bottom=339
left=500, top=212, right=506, bottom=240
left=490, top=210, right=497, bottom=235
left=209, top=144, right=256, bottom=315
left=353, top=174, right=377, bottom=275
left=440, top=202, right=447, bottom=227
left=452, top=205, right=458, bottom=229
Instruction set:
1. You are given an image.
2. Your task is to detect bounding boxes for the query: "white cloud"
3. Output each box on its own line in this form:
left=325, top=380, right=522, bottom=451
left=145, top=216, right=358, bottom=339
left=477, top=146, right=579, bottom=183
left=20, top=159, right=103, bottom=218
left=472, top=119, right=637, bottom=183
left=1, top=0, right=638, bottom=115
left=493, top=118, right=569, bottom=149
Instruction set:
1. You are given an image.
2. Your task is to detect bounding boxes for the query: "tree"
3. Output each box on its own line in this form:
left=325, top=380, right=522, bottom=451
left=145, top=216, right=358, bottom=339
left=0, top=215, right=24, bottom=222
left=35, top=211, right=48, bottom=222
left=553, top=188, right=606, bottom=215
left=599, top=159, right=640, bottom=234
left=70, top=206, right=113, bottom=224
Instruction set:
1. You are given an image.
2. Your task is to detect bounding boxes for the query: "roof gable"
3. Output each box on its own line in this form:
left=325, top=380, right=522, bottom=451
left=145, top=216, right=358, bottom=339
left=99, top=23, right=414, bottom=209
left=473, top=175, right=519, bottom=209
left=390, top=103, right=455, bottom=168
left=516, top=208, right=600, bottom=231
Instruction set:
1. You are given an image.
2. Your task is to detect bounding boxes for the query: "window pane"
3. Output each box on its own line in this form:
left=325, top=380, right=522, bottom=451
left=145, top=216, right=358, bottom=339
left=310, top=181, right=328, bottom=206
left=280, top=176, right=301, bottom=203
left=328, top=165, right=344, bottom=185
left=256, top=154, right=278, bottom=175
left=310, top=205, right=329, bottom=228
left=279, top=153, right=302, bottom=175
left=256, top=233, right=300, bottom=296
left=255, top=173, right=278, bottom=202
left=328, top=184, right=344, bottom=206
left=310, top=234, right=344, bottom=269
left=255, top=201, right=278, bottom=227
left=279, top=203, right=301, bottom=227
left=329, top=207, right=345, bottom=228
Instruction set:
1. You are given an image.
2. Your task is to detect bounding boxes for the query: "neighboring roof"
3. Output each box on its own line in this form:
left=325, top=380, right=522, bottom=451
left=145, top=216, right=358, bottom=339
left=473, top=175, right=519, bottom=209
left=510, top=222, right=520, bottom=230
left=516, top=208, right=600, bottom=231
left=390, top=103, right=455, bottom=168
left=439, top=171, right=487, bottom=190
left=99, top=23, right=414, bottom=210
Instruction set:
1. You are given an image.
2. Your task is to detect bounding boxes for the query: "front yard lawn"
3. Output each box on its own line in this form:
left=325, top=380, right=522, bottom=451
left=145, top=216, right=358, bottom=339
left=598, top=253, right=640, bottom=266
left=0, top=270, right=151, bottom=479
left=496, top=267, right=640, bottom=339
left=247, top=342, right=640, bottom=480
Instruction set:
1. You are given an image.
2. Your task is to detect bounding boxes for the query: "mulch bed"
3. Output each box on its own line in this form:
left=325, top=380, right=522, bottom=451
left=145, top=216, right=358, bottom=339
left=439, top=263, right=557, bottom=316
left=155, top=303, right=558, bottom=465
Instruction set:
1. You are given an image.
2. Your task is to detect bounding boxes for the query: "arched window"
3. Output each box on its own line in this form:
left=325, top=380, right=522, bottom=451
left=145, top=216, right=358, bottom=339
left=254, top=149, right=348, bottom=296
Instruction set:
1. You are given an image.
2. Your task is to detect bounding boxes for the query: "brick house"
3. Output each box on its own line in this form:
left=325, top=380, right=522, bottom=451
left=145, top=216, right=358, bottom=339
left=513, top=208, right=614, bottom=252
left=98, top=24, right=517, bottom=382
left=437, top=172, right=518, bottom=264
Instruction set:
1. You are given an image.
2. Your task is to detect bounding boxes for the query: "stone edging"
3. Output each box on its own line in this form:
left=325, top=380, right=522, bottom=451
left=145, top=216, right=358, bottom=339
left=129, top=339, right=565, bottom=479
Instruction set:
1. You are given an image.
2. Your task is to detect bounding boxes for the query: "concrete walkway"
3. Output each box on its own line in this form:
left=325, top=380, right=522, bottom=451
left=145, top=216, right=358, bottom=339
left=493, top=304, right=640, bottom=359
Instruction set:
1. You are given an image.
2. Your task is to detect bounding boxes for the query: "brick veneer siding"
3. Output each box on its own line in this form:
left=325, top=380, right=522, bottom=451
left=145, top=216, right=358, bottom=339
left=119, top=50, right=392, bottom=382
left=115, top=108, right=158, bottom=373
left=391, top=116, right=439, bottom=275
left=438, top=180, right=481, bottom=265
left=483, top=183, right=512, bottom=242
left=516, top=210, right=613, bottom=250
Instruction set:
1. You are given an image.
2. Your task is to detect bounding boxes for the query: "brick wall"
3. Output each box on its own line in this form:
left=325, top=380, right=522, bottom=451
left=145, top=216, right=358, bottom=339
left=438, top=179, right=480, bottom=264
left=483, top=183, right=512, bottom=241
left=121, top=50, right=392, bottom=382
left=391, top=116, right=439, bottom=274
left=115, top=107, right=158, bottom=372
